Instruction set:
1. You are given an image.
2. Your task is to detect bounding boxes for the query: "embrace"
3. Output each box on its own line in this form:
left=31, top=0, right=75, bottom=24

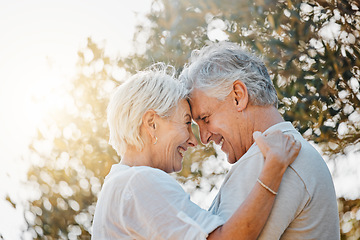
left=92, top=42, right=340, bottom=239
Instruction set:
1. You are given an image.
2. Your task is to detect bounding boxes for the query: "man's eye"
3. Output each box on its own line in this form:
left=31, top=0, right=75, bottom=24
left=186, top=121, right=192, bottom=125
left=202, top=116, right=209, bottom=123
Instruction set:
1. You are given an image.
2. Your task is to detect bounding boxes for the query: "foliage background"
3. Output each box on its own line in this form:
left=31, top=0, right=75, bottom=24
left=5, top=0, right=359, bottom=239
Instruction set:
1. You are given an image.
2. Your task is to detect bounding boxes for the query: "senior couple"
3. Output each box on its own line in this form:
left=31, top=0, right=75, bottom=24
left=92, top=42, right=340, bottom=239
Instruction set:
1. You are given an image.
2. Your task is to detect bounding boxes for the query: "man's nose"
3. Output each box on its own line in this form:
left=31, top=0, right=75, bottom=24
left=199, top=126, right=211, bottom=145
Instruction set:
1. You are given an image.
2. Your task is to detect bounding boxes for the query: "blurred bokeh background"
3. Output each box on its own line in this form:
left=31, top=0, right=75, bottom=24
left=0, top=0, right=359, bottom=239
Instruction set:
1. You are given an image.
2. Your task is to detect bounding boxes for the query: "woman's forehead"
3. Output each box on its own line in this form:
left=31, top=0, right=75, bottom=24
left=172, top=99, right=191, bottom=118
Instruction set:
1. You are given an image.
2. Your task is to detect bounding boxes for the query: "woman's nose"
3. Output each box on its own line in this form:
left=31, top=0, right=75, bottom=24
left=187, top=129, right=198, bottom=147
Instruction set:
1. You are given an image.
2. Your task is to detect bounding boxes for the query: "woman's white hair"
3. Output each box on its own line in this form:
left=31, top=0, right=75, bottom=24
left=107, top=63, right=188, bottom=156
left=180, top=41, right=278, bottom=107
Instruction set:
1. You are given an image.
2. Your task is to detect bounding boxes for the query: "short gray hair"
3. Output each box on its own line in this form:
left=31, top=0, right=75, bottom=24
left=180, top=41, right=278, bottom=107
left=107, top=63, right=188, bottom=156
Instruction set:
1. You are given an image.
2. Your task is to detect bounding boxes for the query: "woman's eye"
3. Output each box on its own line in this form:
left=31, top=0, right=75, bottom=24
left=186, top=122, right=192, bottom=125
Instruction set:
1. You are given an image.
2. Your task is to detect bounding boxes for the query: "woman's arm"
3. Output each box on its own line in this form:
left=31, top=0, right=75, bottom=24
left=208, top=130, right=301, bottom=240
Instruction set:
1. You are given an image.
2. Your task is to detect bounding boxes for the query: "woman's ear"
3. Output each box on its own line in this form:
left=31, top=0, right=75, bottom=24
left=142, top=110, right=157, bottom=135
left=232, top=80, right=248, bottom=112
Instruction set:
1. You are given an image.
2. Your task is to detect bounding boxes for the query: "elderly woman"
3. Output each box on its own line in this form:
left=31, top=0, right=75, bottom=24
left=92, top=64, right=300, bottom=240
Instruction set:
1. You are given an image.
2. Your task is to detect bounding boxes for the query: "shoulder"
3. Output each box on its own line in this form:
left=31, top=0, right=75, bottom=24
left=289, top=134, right=335, bottom=190
left=129, top=166, right=174, bottom=182
left=126, top=166, right=185, bottom=194
left=103, top=165, right=180, bottom=194
left=226, top=147, right=263, bottom=179
left=268, top=125, right=333, bottom=187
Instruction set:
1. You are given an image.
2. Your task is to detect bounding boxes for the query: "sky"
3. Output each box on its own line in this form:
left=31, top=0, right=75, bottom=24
left=0, top=0, right=359, bottom=239
left=0, top=0, right=151, bottom=239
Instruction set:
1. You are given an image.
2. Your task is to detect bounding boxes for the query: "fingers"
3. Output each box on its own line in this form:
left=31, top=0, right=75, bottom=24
left=287, top=133, right=295, bottom=142
left=284, top=133, right=300, bottom=151
left=253, top=131, right=269, bottom=157
left=282, top=133, right=301, bottom=165
left=253, top=131, right=262, bottom=140
left=263, top=129, right=282, bottom=137
left=289, top=137, right=302, bottom=163
left=293, top=139, right=301, bottom=152
left=254, top=130, right=302, bottom=166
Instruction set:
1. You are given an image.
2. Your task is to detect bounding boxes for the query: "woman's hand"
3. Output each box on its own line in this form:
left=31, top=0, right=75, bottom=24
left=253, top=130, right=301, bottom=171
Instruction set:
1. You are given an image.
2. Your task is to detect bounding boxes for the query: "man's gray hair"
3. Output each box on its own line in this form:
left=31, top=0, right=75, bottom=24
left=107, top=63, right=188, bottom=156
left=180, top=41, right=278, bottom=107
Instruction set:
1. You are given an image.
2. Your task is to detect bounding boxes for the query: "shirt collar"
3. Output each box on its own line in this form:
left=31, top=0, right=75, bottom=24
left=263, top=121, right=296, bottom=135
left=236, top=122, right=296, bottom=163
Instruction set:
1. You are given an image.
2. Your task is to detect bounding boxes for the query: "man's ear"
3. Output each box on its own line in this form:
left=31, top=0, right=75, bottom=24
left=142, top=109, right=157, bottom=136
left=232, top=80, right=248, bottom=112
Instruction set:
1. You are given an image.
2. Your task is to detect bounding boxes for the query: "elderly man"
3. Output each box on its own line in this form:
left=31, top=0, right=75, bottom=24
left=180, top=41, right=340, bottom=239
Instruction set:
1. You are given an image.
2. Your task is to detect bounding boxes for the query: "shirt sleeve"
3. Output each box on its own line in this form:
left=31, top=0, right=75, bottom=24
left=210, top=151, right=264, bottom=221
left=119, top=167, right=225, bottom=240
left=258, top=167, right=309, bottom=239
left=210, top=149, right=309, bottom=239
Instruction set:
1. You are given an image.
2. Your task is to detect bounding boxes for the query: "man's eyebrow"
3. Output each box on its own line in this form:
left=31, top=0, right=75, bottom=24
left=194, top=113, right=207, bottom=121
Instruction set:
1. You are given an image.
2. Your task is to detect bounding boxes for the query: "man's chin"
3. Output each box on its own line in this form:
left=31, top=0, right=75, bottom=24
left=227, top=158, right=237, bottom=164
left=221, top=145, right=238, bottom=164
left=226, top=152, right=238, bottom=164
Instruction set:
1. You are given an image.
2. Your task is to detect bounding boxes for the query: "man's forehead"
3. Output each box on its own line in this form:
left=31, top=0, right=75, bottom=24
left=189, top=90, right=211, bottom=119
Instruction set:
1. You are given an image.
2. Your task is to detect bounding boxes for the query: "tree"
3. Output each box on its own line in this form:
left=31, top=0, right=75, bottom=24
left=120, top=1, right=360, bottom=238
left=121, top=0, right=360, bottom=157
left=20, top=39, right=119, bottom=239
left=338, top=197, right=360, bottom=239
left=10, top=0, right=360, bottom=239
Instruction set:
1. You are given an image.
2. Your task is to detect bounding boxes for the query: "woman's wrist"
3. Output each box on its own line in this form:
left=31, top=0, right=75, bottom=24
left=257, top=178, right=278, bottom=195
left=258, top=157, right=288, bottom=194
left=263, top=152, right=289, bottom=176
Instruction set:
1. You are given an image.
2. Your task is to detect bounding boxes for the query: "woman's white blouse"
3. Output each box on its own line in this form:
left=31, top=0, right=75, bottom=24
left=92, top=164, right=224, bottom=240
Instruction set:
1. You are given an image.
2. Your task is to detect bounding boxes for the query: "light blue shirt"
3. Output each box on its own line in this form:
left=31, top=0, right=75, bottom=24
left=209, top=122, right=340, bottom=240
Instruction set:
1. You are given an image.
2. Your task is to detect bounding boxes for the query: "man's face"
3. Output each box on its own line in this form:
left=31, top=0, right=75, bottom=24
left=189, top=89, right=248, bottom=163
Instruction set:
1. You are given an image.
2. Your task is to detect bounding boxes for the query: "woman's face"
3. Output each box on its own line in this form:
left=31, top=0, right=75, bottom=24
left=153, top=99, right=197, bottom=173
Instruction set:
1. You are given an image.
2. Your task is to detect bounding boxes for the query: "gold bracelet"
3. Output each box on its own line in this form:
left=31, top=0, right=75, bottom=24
left=257, top=178, right=278, bottom=195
